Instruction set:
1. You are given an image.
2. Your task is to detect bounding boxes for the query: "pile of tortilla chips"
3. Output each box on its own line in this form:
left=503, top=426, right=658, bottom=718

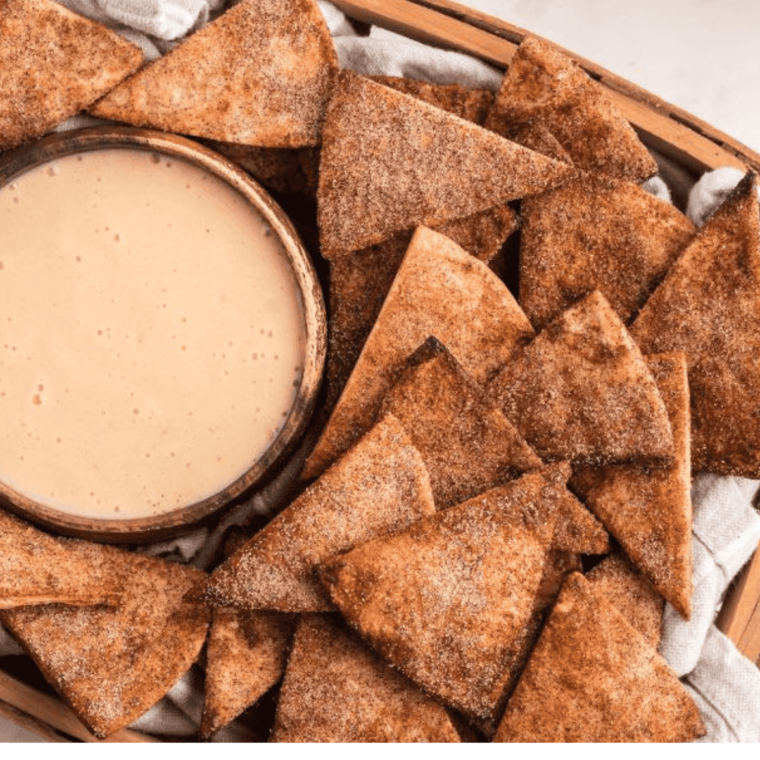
left=4, top=0, right=760, bottom=743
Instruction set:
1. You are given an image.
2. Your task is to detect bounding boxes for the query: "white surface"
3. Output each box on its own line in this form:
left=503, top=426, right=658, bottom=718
left=466, top=0, right=760, bottom=154
left=2, top=0, right=758, bottom=745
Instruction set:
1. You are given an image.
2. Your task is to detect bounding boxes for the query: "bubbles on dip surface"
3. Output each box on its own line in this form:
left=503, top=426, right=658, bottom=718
left=0, top=149, right=306, bottom=519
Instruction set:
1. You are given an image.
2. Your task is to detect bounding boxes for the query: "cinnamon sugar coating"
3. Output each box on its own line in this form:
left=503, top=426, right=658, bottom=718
left=587, top=552, right=665, bottom=648
left=204, top=141, right=320, bottom=196
left=303, top=226, right=535, bottom=480
left=325, top=206, right=518, bottom=411
left=200, top=609, right=296, bottom=740
left=0, top=0, right=143, bottom=152
left=370, top=75, right=495, bottom=125
left=317, top=71, right=574, bottom=257
left=573, top=353, right=693, bottom=617
left=379, top=337, right=542, bottom=510
left=271, top=614, right=460, bottom=742
left=0, top=507, right=122, bottom=609
left=1, top=549, right=209, bottom=739
left=199, top=415, right=435, bottom=613
left=494, top=573, right=704, bottom=742
left=319, top=465, right=569, bottom=723
left=488, top=290, right=674, bottom=467
left=519, top=172, right=696, bottom=329
left=90, top=0, right=338, bottom=147
left=631, top=173, right=760, bottom=477
left=488, top=37, right=657, bottom=182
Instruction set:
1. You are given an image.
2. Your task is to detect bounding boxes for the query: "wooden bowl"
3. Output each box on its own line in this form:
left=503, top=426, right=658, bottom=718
left=0, top=126, right=326, bottom=543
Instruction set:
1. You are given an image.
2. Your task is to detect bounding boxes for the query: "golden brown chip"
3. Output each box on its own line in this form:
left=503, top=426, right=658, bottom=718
left=317, top=70, right=574, bottom=257
left=587, top=552, right=665, bottom=648
left=476, top=549, right=583, bottom=737
left=199, top=609, right=296, bottom=740
left=0, top=508, right=122, bottom=609
left=573, top=353, right=693, bottom=617
left=487, top=37, right=657, bottom=182
left=90, top=0, right=338, bottom=148
left=370, top=75, right=495, bottom=124
left=0, top=0, right=143, bottom=152
left=519, top=172, right=696, bottom=329
left=550, top=487, right=610, bottom=555
left=493, top=572, right=704, bottom=742
left=1, top=549, right=210, bottom=739
left=270, top=614, right=460, bottom=742
left=325, top=204, right=518, bottom=410
left=319, top=466, right=568, bottom=723
left=199, top=414, right=435, bottom=613
left=303, top=226, right=536, bottom=480
left=205, top=142, right=320, bottom=196
left=379, top=337, right=541, bottom=509
left=630, top=173, right=760, bottom=477
left=488, top=290, right=674, bottom=467
left=485, top=115, right=572, bottom=164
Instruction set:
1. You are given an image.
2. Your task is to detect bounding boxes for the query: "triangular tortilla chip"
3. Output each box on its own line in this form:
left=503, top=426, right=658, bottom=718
left=0, top=507, right=122, bottom=609
left=573, top=353, right=693, bottom=617
left=303, top=226, right=536, bottom=480
left=270, top=614, right=460, bottom=742
left=519, top=172, right=696, bottom=329
left=325, top=205, right=518, bottom=410
left=205, top=142, right=320, bottom=196
left=475, top=549, right=582, bottom=737
left=587, top=552, right=665, bottom=648
left=370, top=75, right=495, bottom=125
left=317, top=70, right=574, bottom=257
left=493, top=572, right=704, bottom=742
left=379, top=337, right=542, bottom=509
left=0, top=0, right=143, bottom=152
left=1, top=548, right=209, bottom=739
left=319, top=465, right=568, bottom=723
left=487, top=37, right=657, bottom=182
left=550, top=486, right=610, bottom=555
left=484, top=111, right=572, bottom=164
left=631, top=173, right=760, bottom=477
left=90, top=0, right=338, bottom=148
left=199, top=609, right=296, bottom=740
left=488, top=290, right=674, bottom=466
left=200, top=414, right=435, bottom=613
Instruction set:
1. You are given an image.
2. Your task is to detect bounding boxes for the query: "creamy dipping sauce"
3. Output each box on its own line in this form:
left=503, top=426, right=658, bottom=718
left=0, top=148, right=306, bottom=520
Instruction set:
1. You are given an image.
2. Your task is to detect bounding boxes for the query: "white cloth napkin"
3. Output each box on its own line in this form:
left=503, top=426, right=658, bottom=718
left=2, top=0, right=759, bottom=742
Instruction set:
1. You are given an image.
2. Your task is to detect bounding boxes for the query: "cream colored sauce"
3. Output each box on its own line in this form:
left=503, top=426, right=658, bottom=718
left=0, top=148, right=305, bottom=519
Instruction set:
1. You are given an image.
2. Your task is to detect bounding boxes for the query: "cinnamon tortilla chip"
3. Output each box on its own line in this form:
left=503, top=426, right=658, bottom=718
left=574, top=353, right=693, bottom=617
left=0, top=0, right=143, bottom=152
left=519, top=172, right=696, bottom=329
left=199, top=414, right=435, bottom=613
left=476, top=549, right=583, bottom=737
left=379, top=337, right=542, bottom=510
left=325, top=206, right=518, bottom=411
left=587, top=552, right=665, bottom=648
left=270, top=614, right=460, bottom=742
left=317, top=70, right=574, bottom=257
left=90, top=0, right=338, bottom=148
left=319, top=465, right=568, bottom=723
left=199, top=609, right=296, bottom=740
left=303, top=226, right=536, bottom=480
left=485, top=116, right=572, bottom=164
left=488, top=290, right=674, bottom=467
left=494, top=572, right=704, bottom=742
left=0, top=508, right=121, bottom=609
left=370, top=75, right=494, bottom=125
left=205, top=142, right=320, bottom=196
left=487, top=37, right=657, bottom=181
left=630, top=172, right=760, bottom=477
left=1, top=549, right=209, bottom=739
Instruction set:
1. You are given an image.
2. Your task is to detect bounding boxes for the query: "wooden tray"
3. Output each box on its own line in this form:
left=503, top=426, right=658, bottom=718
left=2, top=0, right=759, bottom=742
